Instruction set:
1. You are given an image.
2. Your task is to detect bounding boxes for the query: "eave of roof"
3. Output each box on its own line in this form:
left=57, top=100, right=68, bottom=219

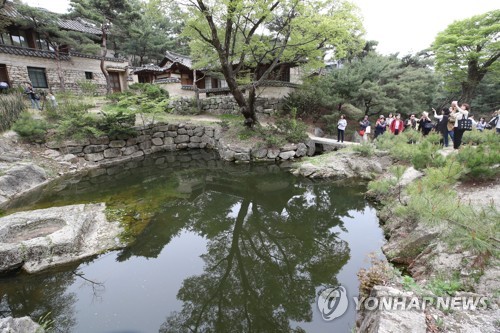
left=0, top=44, right=71, bottom=60
left=0, top=44, right=127, bottom=62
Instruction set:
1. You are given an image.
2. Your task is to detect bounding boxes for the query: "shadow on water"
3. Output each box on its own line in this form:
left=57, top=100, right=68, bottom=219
left=1, top=150, right=380, bottom=333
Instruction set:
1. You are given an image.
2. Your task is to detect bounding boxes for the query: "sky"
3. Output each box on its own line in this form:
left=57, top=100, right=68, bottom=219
left=23, top=0, right=499, bottom=55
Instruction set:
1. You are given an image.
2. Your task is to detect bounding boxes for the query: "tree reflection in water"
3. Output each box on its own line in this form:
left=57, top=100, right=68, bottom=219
left=0, top=263, right=103, bottom=333
left=0, top=153, right=368, bottom=333
left=156, top=170, right=366, bottom=333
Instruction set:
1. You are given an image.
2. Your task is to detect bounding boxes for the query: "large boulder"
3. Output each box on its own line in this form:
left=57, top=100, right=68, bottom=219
left=0, top=164, right=47, bottom=206
left=0, top=203, right=123, bottom=274
left=356, top=286, right=426, bottom=333
left=292, top=151, right=392, bottom=180
left=0, top=316, right=44, bottom=333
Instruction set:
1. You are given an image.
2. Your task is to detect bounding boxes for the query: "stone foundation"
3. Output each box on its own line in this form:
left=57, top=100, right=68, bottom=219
left=44, top=122, right=315, bottom=165
left=168, top=96, right=283, bottom=116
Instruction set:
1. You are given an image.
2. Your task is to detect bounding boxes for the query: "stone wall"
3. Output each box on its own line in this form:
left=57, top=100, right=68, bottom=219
left=168, top=96, right=283, bottom=116
left=0, top=52, right=128, bottom=94
left=217, top=140, right=315, bottom=162
left=45, top=123, right=220, bottom=165
left=44, top=122, right=315, bottom=165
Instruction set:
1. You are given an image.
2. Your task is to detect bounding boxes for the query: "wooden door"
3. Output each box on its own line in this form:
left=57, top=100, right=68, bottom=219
left=109, top=72, right=121, bottom=92
left=0, top=64, right=9, bottom=85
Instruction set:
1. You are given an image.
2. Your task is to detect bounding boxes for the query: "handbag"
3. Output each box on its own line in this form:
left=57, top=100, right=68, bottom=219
left=457, top=115, right=472, bottom=131
left=365, top=126, right=371, bottom=134
left=423, top=122, right=434, bottom=129
left=358, top=130, right=365, bottom=136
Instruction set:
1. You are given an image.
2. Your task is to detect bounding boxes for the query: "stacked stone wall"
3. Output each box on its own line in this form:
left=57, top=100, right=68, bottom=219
left=46, top=123, right=220, bottom=165
left=45, top=122, right=315, bottom=165
left=168, top=96, right=283, bottom=116
left=0, top=53, right=127, bottom=95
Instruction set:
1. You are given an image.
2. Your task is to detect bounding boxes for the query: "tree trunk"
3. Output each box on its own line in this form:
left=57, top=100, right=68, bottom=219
left=193, top=70, right=201, bottom=112
left=54, top=46, right=65, bottom=92
left=100, top=22, right=112, bottom=95
left=223, top=68, right=256, bottom=127
left=461, top=59, right=485, bottom=105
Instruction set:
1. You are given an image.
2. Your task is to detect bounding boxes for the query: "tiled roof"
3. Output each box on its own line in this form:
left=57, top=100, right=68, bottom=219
left=0, top=44, right=127, bottom=62
left=0, top=44, right=71, bottom=60
left=57, top=18, right=101, bottom=35
left=155, top=78, right=181, bottom=83
left=0, top=1, right=101, bottom=35
left=161, top=50, right=192, bottom=68
left=133, top=64, right=165, bottom=74
left=70, top=51, right=128, bottom=63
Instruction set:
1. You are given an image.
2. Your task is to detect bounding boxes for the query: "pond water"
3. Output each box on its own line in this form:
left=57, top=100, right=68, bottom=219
left=0, top=150, right=385, bottom=333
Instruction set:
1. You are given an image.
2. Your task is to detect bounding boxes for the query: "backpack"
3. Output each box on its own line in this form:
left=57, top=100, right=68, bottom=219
left=489, top=116, right=499, bottom=127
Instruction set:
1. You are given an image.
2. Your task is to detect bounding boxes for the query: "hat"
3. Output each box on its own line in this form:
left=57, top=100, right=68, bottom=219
left=380, top=115, right=385, bottom=118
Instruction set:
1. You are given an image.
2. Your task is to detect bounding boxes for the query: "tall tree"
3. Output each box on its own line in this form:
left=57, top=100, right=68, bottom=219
left=123, top=0, right=188, bottom=66
left=432, top=10, right=500, bottom=104
left=14, top=3, right=99, bottom=91
left=180, top=0, right=364, bottom=127
left=69, top=0, right=139, bottom=94
left=285, top=52, right=439, bottom=119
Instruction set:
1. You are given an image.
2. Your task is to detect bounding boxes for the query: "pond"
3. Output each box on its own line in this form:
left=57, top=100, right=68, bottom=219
left=0, top=150, right=385, bottom=333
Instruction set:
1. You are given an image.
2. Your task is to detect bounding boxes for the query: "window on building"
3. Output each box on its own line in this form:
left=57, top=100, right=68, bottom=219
left=0, top=32, right=11, bottom=45
left=27, top=67, right=48, bottom=88
left=85, top=72, right=93, bottom=80
left=205, top=77, right=212, bottom=89
left=10, top=30, right=28, bottom=48
left=35, top=34, right=51, bottom=51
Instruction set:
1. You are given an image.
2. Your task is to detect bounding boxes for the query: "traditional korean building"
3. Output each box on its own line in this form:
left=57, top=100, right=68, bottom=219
left=0, top=0, right=130, bottom=94
left=133, top=50, right=301, bottom=99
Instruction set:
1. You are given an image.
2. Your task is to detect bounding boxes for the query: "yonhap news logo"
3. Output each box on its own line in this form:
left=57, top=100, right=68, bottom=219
left=316, top=286, right=349, bottom=321
left=317, top=285, right=489, bottom=322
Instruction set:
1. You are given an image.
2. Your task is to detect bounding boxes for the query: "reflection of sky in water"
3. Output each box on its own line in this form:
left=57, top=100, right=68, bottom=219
left=67, top=231, right=208, bottom=333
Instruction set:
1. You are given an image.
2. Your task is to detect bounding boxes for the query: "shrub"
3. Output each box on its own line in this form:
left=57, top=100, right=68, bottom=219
left=77, top=79, right=98, bottom=96
left=352, top=142, right=375, bottom=157
left=54, top=111, right=103, bottom=140
left=340, top=103, right=364, bottom=121
left=0, top=93, right=27, bottom=132
left=282, top=83, right=325, bottom=119
left=357, top=256, right=394, bottom=297
left=12, top=112, right=49, bottom=142
left=107, top=83, right=170, bottom=118
left=411, top=140, right=445, bottom=170
left=320, top=114, right=337, bottom=135
left=273, top=107, right=308, bottom=143
left=462, top=129, right=497, bottom=145
left=396, top=172, right=500, bottom=257
left=99, top=110, right=136, bottom=139
left=427, top=275, right=463, bottom=296
left=264, top=134, right=286, bottom=148
left=455, top=144, right=500, bottom=180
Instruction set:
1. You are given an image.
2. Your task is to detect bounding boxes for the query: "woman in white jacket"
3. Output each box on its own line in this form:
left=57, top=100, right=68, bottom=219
left=337, top=114, right=347, bottom=143
left=452, top=101, right=469, bottom=149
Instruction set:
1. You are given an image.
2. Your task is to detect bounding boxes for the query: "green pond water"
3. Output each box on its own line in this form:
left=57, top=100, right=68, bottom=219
left=0, top=150, right=385, bottom=333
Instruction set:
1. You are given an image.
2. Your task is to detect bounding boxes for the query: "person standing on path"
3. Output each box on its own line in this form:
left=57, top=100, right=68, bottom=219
left=359, top=115, right=371, bottom=142
left=337, top=114, right=347, bottom=143
left=374, top=115, right=387, bottom=139
left=389, top=114, right=404, bottom=135
left=24, top=83, right=40, bottom=110
left=434, top=107, right=450, bottom=147
left=452, top=101, right=469, bottom=149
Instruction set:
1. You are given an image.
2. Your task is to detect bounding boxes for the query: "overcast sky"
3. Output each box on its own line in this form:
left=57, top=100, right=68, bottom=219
left=23, top=0, right=499, bottom=55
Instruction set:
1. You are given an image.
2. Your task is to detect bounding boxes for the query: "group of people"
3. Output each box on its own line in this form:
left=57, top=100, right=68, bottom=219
left=336, top=101, right=499, bottom=149
left=24, top=82, right=57, bottom=110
